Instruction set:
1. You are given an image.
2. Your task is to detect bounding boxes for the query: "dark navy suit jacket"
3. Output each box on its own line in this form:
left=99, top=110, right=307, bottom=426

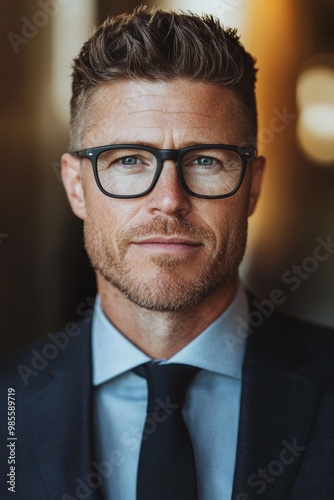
left=1, top=303, right=334, bottom=500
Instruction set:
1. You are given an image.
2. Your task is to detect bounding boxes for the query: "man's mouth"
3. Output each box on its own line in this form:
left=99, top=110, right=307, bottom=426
left=131, top=236, right=202, bottom=253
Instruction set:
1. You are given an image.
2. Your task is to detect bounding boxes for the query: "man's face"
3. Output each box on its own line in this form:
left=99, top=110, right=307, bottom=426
left=62, top=80, right=264, bottom=312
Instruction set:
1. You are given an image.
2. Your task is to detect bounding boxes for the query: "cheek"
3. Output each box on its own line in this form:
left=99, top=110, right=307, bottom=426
left=84, top=191, right=138, bottom=242
left=200, top=196, right=248, bottom=244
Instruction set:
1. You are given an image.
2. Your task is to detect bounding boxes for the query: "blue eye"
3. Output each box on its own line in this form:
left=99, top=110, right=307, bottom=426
left=197, top=156, right=213, bottom=165
left=122, top=156, right=138, bottom=165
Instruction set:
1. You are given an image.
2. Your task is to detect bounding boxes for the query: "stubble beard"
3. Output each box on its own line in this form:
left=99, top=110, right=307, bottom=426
left=84, top=216, right=247, bottom=312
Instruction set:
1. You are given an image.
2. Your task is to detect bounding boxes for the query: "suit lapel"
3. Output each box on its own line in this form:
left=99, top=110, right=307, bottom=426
left=25, top=320, right=102, bottom=500
left=231, top=310, right=320, bottom=500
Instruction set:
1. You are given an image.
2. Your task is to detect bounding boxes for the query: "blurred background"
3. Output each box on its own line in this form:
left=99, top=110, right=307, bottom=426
left=1, top=0, right=334, bottom=354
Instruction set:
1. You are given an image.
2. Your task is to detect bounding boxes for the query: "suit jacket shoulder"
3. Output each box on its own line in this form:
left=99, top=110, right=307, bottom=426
left=0, top=318, right=101, bottom=500
left=232, top=300, right=334, bottom=499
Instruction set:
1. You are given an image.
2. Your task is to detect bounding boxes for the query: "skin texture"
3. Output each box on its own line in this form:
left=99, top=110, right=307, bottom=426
left=61, top=79, right=265, bottom=358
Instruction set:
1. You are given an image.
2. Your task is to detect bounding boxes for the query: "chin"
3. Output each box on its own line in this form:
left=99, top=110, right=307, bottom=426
left=102, top=265, right=236, bottom=313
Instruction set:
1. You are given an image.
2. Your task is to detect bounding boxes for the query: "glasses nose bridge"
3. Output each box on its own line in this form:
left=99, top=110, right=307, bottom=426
left=158, top=149, right=182, bottom=167
left=154, top=149, right=183, bottom=186
left=149, top=148, right=187, bottom=195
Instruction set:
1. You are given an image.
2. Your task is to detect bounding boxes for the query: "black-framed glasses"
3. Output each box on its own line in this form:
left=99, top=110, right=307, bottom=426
left=72, top=144, right=257, bottom=199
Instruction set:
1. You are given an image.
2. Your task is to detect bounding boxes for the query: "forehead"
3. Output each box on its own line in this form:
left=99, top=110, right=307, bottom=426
left=82, top=79, right=247, bottom=147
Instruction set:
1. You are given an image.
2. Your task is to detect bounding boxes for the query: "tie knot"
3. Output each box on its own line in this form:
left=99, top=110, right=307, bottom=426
left=140, top=363, right=199, bottom=414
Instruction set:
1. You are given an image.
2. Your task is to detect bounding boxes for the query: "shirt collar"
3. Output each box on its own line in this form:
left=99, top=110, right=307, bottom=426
left=92, top=282, right=248, bottom=386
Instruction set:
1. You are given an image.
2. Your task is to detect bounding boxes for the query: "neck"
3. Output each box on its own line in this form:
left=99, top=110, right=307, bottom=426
left=96, top=273, right=238, bottom=359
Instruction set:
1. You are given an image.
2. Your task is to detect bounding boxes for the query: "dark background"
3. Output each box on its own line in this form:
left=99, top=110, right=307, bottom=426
left=1, top=0, right=334, bottom=355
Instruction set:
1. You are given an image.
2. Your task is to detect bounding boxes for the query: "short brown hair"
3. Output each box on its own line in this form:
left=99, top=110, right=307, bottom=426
left=70, top=5, right=258, bottom=150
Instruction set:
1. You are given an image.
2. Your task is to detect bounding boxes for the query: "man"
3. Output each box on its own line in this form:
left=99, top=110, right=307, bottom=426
left=1, top=6, right=334, bottom=500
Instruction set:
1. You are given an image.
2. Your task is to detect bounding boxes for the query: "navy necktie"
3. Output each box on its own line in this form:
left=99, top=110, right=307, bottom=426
left=135, top=363, right=199, bottom=500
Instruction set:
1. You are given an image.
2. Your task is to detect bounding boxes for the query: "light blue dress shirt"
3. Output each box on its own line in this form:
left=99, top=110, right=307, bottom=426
left=92, top=283, right=248, bottom=500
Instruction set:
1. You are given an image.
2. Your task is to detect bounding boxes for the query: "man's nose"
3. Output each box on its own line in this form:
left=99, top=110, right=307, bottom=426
left=145, top=160, right=192, bottom=217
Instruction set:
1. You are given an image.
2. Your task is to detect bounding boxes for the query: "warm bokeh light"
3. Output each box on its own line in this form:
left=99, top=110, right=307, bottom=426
left=51, top=0, right=97, bottom=125
left=164, top=0, right=246, bottom=31
left=297, top=64, right=334, bottom=165
left=301, top=104, right=334, bottom=137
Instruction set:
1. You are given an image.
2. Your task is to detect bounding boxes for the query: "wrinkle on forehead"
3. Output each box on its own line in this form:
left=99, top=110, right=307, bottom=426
left=96, top=83, right=223, bottom=115
left=82, top=79, right=247, bottom=148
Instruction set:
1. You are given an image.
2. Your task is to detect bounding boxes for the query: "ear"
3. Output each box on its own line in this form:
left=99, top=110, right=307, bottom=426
left=61, top=153, right=87, bottom=220
left=247, top=155, right=266, bottom=216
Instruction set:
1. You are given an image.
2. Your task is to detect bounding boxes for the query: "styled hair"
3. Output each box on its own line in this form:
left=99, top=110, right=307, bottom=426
left=70, top=5, right=258, bottom=150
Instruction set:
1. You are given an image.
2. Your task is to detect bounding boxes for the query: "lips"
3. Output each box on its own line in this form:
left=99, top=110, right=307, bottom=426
left=131, top=236, right=202, bottom=253
left=134, top=237, right=200, bottom=245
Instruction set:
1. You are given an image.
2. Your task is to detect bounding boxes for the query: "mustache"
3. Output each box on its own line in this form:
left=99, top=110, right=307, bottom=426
left=117, top=217, right=215, bottom=250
